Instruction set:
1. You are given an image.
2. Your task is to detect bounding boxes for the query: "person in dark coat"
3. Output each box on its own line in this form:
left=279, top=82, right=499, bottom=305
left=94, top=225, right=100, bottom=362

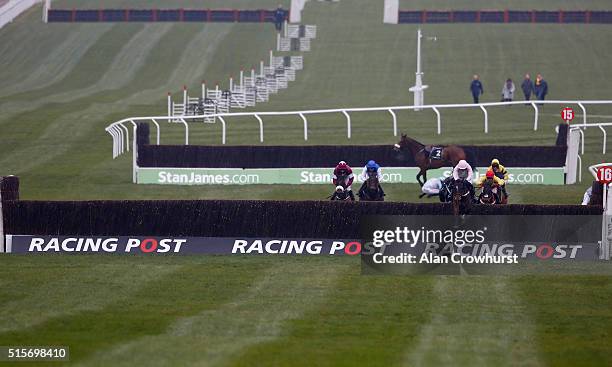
left=470, top=74, right=484, bottom=104
left=521, top=73, right=534, bottom=101
left=534, top=74, right=548, bottom=105
left=274, top=4, right=285, bottom=32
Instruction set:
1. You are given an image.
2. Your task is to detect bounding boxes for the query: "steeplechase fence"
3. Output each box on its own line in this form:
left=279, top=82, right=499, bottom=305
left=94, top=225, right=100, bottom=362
left=45, top=8, right=288, bottom=23
left=397, top=10, right=612, bottom=24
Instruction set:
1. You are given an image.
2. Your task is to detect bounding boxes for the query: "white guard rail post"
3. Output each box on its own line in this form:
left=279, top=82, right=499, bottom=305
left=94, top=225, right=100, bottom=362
left=342, top=110, right=351, bottom=139
left=388, top=109, right=398, bottom=136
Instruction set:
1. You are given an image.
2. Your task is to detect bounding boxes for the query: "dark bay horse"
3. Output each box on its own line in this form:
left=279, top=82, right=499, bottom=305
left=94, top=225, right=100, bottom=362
left=394, top=134, right=467, bottom=186
left=359, top=175, right=384, bottom=201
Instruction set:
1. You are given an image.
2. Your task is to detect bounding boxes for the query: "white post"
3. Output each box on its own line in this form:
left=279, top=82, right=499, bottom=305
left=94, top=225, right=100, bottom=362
left=260, top=60, right=264, bottom=76
left=151, top=119, right=160, bottom=145
left=251, top=68, right=255, bottom=80
left=43, top=0, right=51, bottom=23
left=254, top=114, right=264, bottom=142
left=565, top=129, right=580, bottom=184
left=180, top=119, right=189, bottom=145
left=167, top=93, right=171, bottom=117
left=276, top=33, right=281, bottom=51
left=531, top=102, right=538, bottom=130
left=383, top=0, right=399, bottom=24
left=480, top=105, right=489, bottom=133
left=240, top=70, right=244, bottom=86
left=229, top=77, right=233, bottom=91
left=300, top=113, right=308, bottom=141
left=599, top=125, right=607, bottom=154
left=578, top=102, right=587, bottom=125
left=602, top=183, right=611, bottom=260
left=218, top=116, right=227, bottom=144
left=409, top=29, right=428, bottom=111
left=270, top=49, right=274, bottom=66
left=201, top=81, right=206, bottom=98
left=120, top=123, right=129, bottom=152
left=342, top=110, right=351, bottom=139
left=182, top=86, right=187, bottom=112
left=290, top=0, right=305, bottom=23
left=132, top=123, right=137, bottom=184
left=388, top=109, right=398, bottom=136
left=432, top=107, right=441, bottom=134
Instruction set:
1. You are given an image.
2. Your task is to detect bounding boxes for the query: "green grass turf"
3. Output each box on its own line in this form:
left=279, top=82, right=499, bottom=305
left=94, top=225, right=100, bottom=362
left=1, top=1, right=612, bottom=366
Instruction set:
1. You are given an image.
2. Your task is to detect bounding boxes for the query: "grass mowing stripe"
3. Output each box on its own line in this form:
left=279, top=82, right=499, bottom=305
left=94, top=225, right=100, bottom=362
left=0, top=25, right=205, bottom=175
left=0, top=257, right=182, bottom=333
left=7, top=24, right=230, bottom=177
left=228, top=264, right=434, bottom=367
left=1, top=24, right=145, bottom=105
left=403, top=276, right=542, bottom=367
left=1, top=23, right=173, bottom=114
left=75, top=259, right=342, bottom=367
left=517, top=276, right=612, bottom=367
left=0, top=25, right=113, bottom=98
left=0, top=257, right=274, bottom=365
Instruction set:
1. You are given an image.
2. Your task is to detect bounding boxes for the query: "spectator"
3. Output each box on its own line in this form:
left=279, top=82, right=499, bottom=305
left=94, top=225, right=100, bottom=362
left=274, top=4, right=285, bottom=32
left=521, top=73, right=534, bottom=101
left=534, top=74, right=548, bottom=105
left=470, top=74, right=484, bottom=104
left=501, top=78, right=515, bottom=102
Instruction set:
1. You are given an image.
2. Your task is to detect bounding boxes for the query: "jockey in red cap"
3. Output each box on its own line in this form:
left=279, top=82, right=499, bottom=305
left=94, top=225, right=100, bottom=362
left=332, top=161, right=355, bottom=201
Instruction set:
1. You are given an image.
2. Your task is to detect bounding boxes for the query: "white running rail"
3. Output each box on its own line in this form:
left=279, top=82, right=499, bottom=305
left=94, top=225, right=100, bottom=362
left=0, top=0, right=42, bottom=29
left=106, top=99, right=612, bottom=160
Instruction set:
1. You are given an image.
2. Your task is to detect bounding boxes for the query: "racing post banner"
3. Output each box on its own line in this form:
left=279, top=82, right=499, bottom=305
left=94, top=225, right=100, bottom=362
left=137, top=167, right=565, bottom=185
left=4, top=236, right=362, bottom=256
left=360, top=215, right=611, bottom=275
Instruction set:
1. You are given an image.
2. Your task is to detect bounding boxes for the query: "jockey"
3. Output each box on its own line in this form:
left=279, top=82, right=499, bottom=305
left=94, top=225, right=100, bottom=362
left=476, top=169, right=505, bottom=188
left=331, top=186, right=349, bottom=201
left=452, top=160, right=475, bottom=198
left=420, top=177, right=444, bottom=198
left=452, top=160, right=474, bottom=182
left=360, top=160, right=382, bottom=181
left=333, top=161, right=355, bottom=200
left=489, top=158, right=510, bottom=197
left=358, top=160, right=384, bottom=198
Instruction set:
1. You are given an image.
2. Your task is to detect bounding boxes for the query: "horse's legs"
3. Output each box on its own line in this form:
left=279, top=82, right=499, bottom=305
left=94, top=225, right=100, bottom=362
left=417, top=169, right=424, bottom=187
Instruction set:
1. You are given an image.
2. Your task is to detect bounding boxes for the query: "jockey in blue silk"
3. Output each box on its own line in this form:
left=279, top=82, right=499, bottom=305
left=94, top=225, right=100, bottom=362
left=358, top=160, right=385, bottom=199
left=360, top=160, right=382, bottom=181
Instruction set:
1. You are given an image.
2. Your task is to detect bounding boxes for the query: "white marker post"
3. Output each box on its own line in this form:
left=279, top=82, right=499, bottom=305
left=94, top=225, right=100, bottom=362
left=409, top=29, right=429, bottom=111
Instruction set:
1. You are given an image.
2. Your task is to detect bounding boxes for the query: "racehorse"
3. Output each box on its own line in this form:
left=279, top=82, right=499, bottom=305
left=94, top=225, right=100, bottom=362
left=330, top=187, right=352, bottom=201
left=394, top=134, right=467, bottom=187
left=452, top=179, right=473, bottom=216
left=359, top=174, right=384, bottom=201
left=478, top=180, right=500, bottom=205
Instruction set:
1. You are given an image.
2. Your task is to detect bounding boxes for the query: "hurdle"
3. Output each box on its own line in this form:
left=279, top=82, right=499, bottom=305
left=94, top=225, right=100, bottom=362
left=277, top=34, right=311, bottom=52
left=287, top=24, right=317, bottom=39
left=229, top=74, right=246, bottom=109
left=165, top=24, right=314, bottom=120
